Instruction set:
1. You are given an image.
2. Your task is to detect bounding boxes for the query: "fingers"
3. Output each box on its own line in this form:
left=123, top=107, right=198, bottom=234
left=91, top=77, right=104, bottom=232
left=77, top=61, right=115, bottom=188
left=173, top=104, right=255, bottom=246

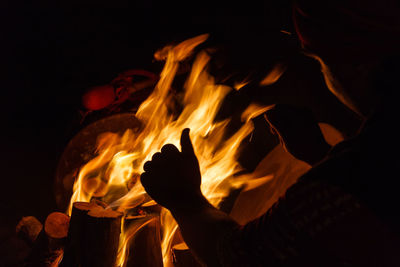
left=180, top=128, right=195, bottom=155
left=161, top=144, right=180, bottom=155
left=143, top=144, right=179, bottom=173
left=143, top=161, right=152, bottom=172
left=152, top=152, right=162, bottom=162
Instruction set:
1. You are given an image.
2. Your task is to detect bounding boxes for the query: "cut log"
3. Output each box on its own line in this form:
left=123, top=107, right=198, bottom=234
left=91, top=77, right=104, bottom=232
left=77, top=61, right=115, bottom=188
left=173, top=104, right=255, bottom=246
left=141, top=200, right=162, bottom=214
left=84, top=206, right=123, bottom=266
left=23, top=212, right=70, bottom=267
left=59, top=202, right=93, bottom=267
left=60, top=201, right=123, bottom=267
left=125, top=215, right=163, bottom=267
left=172, top=243, right=204, bottom=267
left=44, top=212, right=70, bottom=250
left=16, top=216, right=43, bottom=245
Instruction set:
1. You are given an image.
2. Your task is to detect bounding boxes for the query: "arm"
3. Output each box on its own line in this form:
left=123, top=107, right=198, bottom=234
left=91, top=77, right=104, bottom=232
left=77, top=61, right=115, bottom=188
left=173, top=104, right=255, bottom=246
left=140, top=129, right=238, bottom=266
left=140, top=128, right=327, bottom=266
left=141, top=128, right=388, bottom=266
left=171, top=199, right=238, bottom=266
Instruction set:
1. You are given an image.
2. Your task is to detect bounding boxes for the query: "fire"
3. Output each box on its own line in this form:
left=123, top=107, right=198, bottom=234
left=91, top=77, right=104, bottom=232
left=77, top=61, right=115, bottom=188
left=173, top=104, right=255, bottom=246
left=66, top=34, right=275, bottom=266
left=259, top=63, right=287, bottom=86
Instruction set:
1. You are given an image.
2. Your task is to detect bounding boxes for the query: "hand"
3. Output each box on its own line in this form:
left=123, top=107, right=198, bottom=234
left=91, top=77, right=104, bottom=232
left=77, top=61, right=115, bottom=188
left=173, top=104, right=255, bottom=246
left=265, top=104, right=332, bottom=165
left=141, top=129, right=205, bottom=211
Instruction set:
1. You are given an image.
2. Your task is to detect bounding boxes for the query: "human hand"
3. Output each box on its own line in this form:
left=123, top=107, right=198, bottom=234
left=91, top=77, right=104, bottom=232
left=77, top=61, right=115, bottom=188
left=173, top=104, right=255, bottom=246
left=265, top=104, right=331, bottom=165
left=141, top=129, right=206, bottom=211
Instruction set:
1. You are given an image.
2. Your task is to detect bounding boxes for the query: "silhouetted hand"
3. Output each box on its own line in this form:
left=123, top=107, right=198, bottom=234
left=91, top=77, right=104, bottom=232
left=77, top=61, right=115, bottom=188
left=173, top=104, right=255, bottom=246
left=141, top=128, right=205, bottom=211
left=265, top=104, right=332, bottom=165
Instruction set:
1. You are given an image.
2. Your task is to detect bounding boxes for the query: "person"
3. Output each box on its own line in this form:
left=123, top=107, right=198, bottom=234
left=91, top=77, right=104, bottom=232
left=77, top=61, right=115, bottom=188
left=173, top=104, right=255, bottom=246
left=141, top=0, right=400, bottom=266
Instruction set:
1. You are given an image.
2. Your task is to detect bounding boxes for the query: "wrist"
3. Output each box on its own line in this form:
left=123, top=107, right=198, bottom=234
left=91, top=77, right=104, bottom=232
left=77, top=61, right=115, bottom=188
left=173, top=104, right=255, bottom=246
left=170, top=191, right=212, bottom=217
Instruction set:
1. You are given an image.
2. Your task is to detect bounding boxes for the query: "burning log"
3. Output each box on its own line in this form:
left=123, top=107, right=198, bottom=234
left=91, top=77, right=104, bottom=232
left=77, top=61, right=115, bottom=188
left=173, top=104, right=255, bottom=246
left=82, top=178, right=108, bottom=198
left=124, top=215, right=163, bottom=267
left=60, top=201, right=123, bottom=267
left=54, top=113, right=142, bottom=211
left=172, top=242, right=204, bottom=267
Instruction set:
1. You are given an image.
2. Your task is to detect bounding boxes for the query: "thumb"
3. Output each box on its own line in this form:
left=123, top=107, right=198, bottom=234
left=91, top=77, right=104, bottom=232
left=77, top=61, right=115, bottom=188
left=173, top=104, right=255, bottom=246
left=180, top=128, right=195, bottom=155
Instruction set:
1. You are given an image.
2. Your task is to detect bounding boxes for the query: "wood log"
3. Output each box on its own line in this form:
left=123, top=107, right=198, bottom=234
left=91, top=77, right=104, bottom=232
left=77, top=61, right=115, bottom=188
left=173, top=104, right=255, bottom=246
left=60, top=201, right=123, bottom=267
left=22, top=212, right=69, bottom=266
left=59, top=202, right=92, bottom=267
left=140, top=200, right=162, bottom=214
left=24, top=230, right=63, bottom=267
left=44, top=212, right=70, bottom=250
left=16, top=216, right=43, bottom=245
left=125, top=215, right=163, bottom=267
left=172, top=243, right=204, bottom=267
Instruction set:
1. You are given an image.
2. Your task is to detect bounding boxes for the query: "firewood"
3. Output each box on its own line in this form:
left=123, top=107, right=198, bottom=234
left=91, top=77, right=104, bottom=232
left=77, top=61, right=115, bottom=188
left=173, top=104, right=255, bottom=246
left=24, top=230, right=63, bottom=267
left=125, top=215, right=163, bottom=267
left=172, top=242, right=204, bottom=267
left=60, top=201, right=123, bottom=267
left=140, top=200, right=162, bottom=214
left=44, top=212, right=70, bottom=250
left=23, top=212, right=70, bottom=267
left=16, top=216, right=43, bottom=245
left=59, top=202, right=93, bottom=267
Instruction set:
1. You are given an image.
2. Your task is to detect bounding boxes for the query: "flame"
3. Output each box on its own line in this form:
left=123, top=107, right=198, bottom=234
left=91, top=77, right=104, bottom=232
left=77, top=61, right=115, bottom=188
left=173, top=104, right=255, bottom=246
left=116, top=216, right=155, bottom=267
left=66, top=34, right=273, bottom=266
left=259, top=63, right=287, bottom=86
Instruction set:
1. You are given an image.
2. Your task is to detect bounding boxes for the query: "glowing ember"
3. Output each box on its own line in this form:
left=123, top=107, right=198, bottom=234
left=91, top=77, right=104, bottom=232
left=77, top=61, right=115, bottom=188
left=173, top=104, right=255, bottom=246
left=66, top=34, right=275, bottom=266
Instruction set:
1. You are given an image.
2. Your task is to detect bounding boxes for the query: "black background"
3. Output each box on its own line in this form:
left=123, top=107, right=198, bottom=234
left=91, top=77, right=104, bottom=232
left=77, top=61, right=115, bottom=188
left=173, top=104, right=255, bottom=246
left=1, top=1, right=361, bottom=264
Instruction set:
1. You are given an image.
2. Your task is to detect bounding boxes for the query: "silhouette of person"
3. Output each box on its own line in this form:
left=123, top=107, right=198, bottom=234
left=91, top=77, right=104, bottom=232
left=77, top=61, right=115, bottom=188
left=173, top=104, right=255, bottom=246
left=141, top=0, right=400, bottom=266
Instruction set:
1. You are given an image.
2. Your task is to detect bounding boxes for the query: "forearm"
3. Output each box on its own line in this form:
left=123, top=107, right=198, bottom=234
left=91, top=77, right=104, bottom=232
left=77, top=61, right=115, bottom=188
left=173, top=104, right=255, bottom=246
left=170, top=196, right=239, bottom=266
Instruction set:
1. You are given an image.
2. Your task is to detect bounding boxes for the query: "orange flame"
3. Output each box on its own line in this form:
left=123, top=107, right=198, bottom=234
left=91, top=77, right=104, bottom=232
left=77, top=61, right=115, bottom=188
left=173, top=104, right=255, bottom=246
left=259, top=63, right=287, bottom=86
left=67, top=34, right=276, bottom=266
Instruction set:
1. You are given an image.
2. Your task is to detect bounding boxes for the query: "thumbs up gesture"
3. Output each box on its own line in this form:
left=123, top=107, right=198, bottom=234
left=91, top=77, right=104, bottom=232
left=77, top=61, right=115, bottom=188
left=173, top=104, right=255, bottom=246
left=141, top=129, right=204, bottom=211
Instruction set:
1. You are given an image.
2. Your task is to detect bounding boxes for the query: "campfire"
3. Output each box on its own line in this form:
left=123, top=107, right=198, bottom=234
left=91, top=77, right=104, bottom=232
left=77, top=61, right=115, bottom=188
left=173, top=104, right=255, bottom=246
left=16, top=34, right=314, bottom=266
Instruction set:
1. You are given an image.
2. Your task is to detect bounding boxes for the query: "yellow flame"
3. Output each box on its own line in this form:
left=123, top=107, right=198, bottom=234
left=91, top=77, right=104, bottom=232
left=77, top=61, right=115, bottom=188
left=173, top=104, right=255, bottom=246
left=67, top=34, right=272, bottom=266
left=234, top=80, right=250, bottom=90
left=241, top=103, right=275, bottom=123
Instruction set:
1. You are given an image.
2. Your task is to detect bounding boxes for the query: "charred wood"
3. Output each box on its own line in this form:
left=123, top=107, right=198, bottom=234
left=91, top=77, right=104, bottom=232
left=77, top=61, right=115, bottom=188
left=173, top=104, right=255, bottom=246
left=60, top=201, right=123, bottom=267
left=172, top=243, right=204, bottom=267
left=125, top=215, right=163, bottom=267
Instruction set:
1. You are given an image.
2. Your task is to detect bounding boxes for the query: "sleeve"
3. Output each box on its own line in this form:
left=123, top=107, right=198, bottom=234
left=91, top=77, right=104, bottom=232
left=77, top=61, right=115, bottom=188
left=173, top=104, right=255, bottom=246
left=216, top=176, right=362, bottom=267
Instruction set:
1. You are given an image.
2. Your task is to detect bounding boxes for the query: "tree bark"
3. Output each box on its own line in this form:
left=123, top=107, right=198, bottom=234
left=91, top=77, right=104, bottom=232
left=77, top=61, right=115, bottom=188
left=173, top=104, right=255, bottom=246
left=125, top=215, right=163, bottom=267
left=172, top=242, right=204, bottom=267
left=60, top=201, right=123, bottom=267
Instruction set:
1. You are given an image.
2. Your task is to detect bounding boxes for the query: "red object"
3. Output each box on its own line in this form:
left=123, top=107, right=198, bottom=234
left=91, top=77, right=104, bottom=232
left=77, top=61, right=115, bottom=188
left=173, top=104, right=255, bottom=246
left=82, top=85, right=116, bottom=111
left=81, top=69, right=159, bottom=113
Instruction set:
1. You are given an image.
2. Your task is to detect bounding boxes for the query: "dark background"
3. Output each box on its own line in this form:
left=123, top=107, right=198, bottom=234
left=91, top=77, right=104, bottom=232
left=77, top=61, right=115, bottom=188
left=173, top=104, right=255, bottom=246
left=1, top=1, right=361, bottom=264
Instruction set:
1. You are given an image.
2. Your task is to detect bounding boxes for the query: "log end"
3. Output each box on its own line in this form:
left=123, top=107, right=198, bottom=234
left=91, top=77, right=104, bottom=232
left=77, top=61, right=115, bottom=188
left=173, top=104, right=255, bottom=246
left=45, top=212, right=70, bottom=239
left=16, top=216, right=43, bottom=244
